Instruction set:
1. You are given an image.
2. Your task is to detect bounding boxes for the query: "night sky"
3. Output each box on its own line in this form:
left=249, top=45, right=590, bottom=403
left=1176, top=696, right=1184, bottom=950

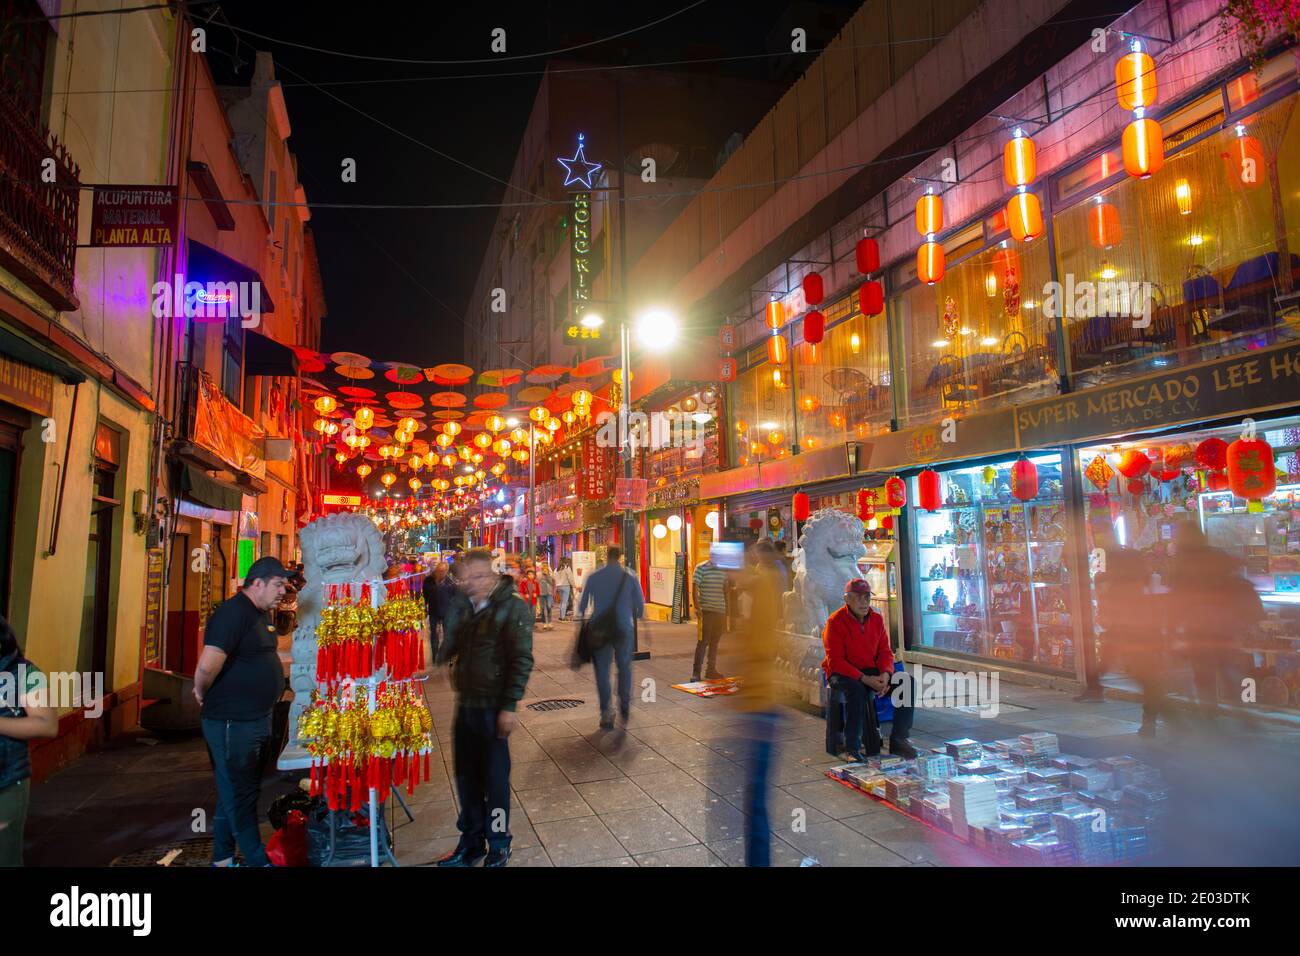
left=203, top=1, right=861, bottom=368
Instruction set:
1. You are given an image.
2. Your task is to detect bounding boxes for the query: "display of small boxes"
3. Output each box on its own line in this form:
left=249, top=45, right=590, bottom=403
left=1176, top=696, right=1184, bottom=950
left=1110, top=826, right=1150, bottom=861
left=884, top=776, right=923, bottom=807
left=1018, top=732, right=1061, bottom=755
left=1013, top=833, right=1077, bottom=866
left=948, top=777, right=999, bottom=840
left=945, top=738, right=983, bottom=761
left=991, top=738, right=1021, bottom=752
left=1027, top=767, right=1072, bottom=788
left=918, top=793, right=950, bottom=825
left=1069, top=768, right=1115, bottom=791
left=1006, top=747, right=1054, bottom=768
left=1097, top=755, right=1139, bottom=773
left=1050, top=754, right=1095, bottom=771
left=916, top=753, right=957, bottom=786
left=957, top=759, right=1002, bottom=776
left=868, top=754, right=905, bottom=771
left=1014, top=785, right=1066, bottom=812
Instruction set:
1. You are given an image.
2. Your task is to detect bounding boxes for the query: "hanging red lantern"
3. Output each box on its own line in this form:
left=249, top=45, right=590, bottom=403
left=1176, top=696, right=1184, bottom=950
left=859, top=280, right=884, bottom=317
left=856, top=488, right=875, bottom=521
left=1088, top=199, right=1122, bottom=249
left=1011, top=457, right=1039, bottom=501
left=749, top=518, right=764, bottom=532
left=1157, top=467, right=1181, bottom=482
left=1195, top=437, right=1229, bottom=470
left=792, top=491, right=811, bottom=522
left=802, top=272, right=825, bottom=306
left=1227, top=419, right=1276, bottom=500
left=718, top=357, right=737, bottom=383
left=1126, top=477, right=1147, bottom=495
left=803, top=310, right=825, bottom=345
left=1006, top=191, right=1044, bottom=242
left=884, top=476, right=906, bottom=509
left=1117, top=449, right=1152, bottom=479
left=917, top=469, right=942, bottom=511
left=855, top=237, right=879, bottom=275
left=1207, top=470, right=1230, bottom=492
left=1122, top=118, right=1164, bottom=179
left=767, top=333, right=788, bottom=365
left=917, top=242, right=945, bottom=285
left=882, top=515, right=894, bottom=531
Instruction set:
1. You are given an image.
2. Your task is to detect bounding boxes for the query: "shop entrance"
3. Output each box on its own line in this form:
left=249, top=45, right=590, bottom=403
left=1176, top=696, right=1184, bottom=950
left=82, top=425, right=121, bottom=680
left=0, top=407, right=27, bottom=618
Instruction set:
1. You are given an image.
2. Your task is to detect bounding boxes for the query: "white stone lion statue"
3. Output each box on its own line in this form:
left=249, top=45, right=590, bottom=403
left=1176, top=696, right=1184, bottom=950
left=782, top=508, right=868, bottom=638
left=289, top=513, right=388, bottom=733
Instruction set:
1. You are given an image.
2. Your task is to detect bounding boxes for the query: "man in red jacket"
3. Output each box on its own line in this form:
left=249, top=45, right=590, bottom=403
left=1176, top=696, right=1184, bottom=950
left=821, top=579, right=917, bottom=761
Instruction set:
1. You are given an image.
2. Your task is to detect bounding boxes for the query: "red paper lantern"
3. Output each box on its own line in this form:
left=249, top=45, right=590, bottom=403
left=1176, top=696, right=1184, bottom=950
left=1195, top=437, right=1228, bottom=469
left=802, top=272, right=825, bottom=306
left=1126, top=477, right=1147, bottom=495
left=855, top=238, right=879, bottom=275
left=1207, top=470, right=1230, bottom=492
left=803, top=310, right=825, bottom=345
left=718, top=358, right=737, bottom=383
left=1115, top=48, right=1158, bottom=111
left=765, top=299, right=783, bottom=330
left=792, top=491, right=811, bottom=522
left=884, top=476, right=906, bottom=509
left=1117, top=449, right=1152, bottom=479
left=1227, top=421, right=1276, bottom=500
left=917, top=242, right=945, bottom=285
left=1157, top=468, right=1181, bottom=482
left=859, top=280, right=884, bottom=317
left=1011, top=457, right=1039, bottom=501
left=881, top=515, right=894, bottom=531
left=749, top=518, right=764, bottom=532
left=1088, top=200, right=1122, bottom=249
left=917, top=469, right=942, bottom=511
left=856, top=488, right=875, bottom=521
left=1007, top=191, right=1044, bottom=242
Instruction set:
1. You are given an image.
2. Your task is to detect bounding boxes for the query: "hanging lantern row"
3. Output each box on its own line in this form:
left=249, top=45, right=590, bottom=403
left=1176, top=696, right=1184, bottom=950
left=1004, top=128, right=1043, bottom=243
left=1117, top=39, right=1164, bottom=179
left=915, top=188, right=944, bottom=285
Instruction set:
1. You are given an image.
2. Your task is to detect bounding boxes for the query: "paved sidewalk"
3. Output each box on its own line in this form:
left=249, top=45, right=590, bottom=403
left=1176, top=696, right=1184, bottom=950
left=24, top=618, right=1300, bottom=866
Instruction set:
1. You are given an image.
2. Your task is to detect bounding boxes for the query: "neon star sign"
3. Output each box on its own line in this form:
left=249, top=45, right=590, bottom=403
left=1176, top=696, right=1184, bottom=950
left=557, top=133, right=602, bottom=189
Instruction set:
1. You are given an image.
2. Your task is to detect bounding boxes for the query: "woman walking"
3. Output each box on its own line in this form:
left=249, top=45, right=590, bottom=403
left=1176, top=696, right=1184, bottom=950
left=554, top=558, right=574, bottom=621
left=537, top=563, right=556, bottom=631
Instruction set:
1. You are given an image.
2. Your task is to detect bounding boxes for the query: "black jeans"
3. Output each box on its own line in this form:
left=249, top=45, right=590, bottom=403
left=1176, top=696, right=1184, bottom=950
left=827, top=670, right=914, bottom=755
left=202, top=715, right=272, bottom=866
left=452, top=705, right=512, bottom=851
left=693, top=610, right=725, bottom=677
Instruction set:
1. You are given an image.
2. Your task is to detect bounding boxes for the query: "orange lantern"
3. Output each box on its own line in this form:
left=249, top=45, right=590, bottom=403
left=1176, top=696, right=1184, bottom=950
left=353, top=406, right=374, bottom=431
left=1006, top=191, right=1044, bottom=242
left=1003, top=131, right=1037, bottom=188
left=803, top=310, right=825, bottom=346
left=792, top=491, right=811, bottom=522
left=1011, top=457, right=1039, bottom=501
left=1226, top=419, right=1276, bottom=500
left=767, top=333, right=788, bottom=365
left=380, top=472, right=396, bottom=487
left=1122, top=118, right=1164, bottom=179
left=884, top=476, right=906, bottom=509
left=1088, top=198, right=1122, bottom=249
left=442, top=421, right=462, bottom=437
left=1116, top=46, right=1158, bottom=112
left=357, top=463, right=372, bottom=477
left=765, top=299, right=783, bottom=330
left=915, top=192, right=943, bottom=236
left=1118, top=449, right=1152, bottom=479
left=917, top=470, right=942, bottom=511
left=917, top=242, right=945, bottom=285
left=313, top=395, right=337, bottom=416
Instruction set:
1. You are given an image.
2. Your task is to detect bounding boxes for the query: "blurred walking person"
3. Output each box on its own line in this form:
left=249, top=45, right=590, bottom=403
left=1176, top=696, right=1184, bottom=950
left=690, top=553, right=729, bottom=681
left=1092, top=524, right=1161, bottom=735
left=554, top=559, right=575, bottom=621
left=537, top=563, right=555, bottom=631
left=0, top=616, right=57, bottom=867
left=578, top=546, right=644, bottom=730
left=736, top=561, right=783, bottom=866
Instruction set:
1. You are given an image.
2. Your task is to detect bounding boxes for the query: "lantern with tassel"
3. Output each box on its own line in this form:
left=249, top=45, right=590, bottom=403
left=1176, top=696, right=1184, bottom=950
left=917, top=470, right=942, bottom=511
left=859, top=280, right=884, bottom=317
left=1011, top=456, right=1039, bottom=501
left=856, top=488, right=875, bottom=522
left=855, top=237, right=879, bottom=275
left=802, top=272, right=825, bottom=306
left=792, top=490, right=811, bottom=522
left=1226, top=418, right=1276, bottom=500
left=803, top=310, right=825, bottom=346
left=884, top=476, right=907, bottom=509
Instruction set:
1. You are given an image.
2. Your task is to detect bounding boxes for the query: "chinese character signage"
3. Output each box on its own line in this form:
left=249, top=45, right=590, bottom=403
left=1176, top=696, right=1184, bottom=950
left=570, top=190, right=593, bottom=324
left=614, top=477, right=648, bottom=511
left=89, top=185, right=177, bottom=246
left=719, top=324, right=736, bottom=352
left=565, top=324, right=601, bottom=341
left=581, top=434, right=614, bottom=500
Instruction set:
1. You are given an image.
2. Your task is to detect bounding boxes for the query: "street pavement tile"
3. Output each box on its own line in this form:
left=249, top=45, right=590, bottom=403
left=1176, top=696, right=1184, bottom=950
left=575, top=778, right=656, bottom=814
left=93, top=770, right=211, bottom=800
left=779, top=739, right=848, bottom=766
left=633, top=844, right=726, bottom=867
left=602, top=748, right=674, bottom=775
left=391, top=799, right=461, bottom=843
left=555, top=753, right=625, bottom=784
left=124, top=750, right=215, bottom=774
left=782, top=820, right=912, bottom=867
left=574, top=855, right=639, bottom=867
left=534, top=817, right=628, bottom=867
left=839, top=806, right=927, bottom=838
left=683, top=760, right=750, bottom=795
left=708, top=835, right=806, bottom=867
left=1031, top=715, right=1143, bottom=738
left=768, top=760, right=831, bottom=787
left=601, top=805, right=698, bottom=855
left=395, top=836, right=462, bottom=867
left=660, top=793, right=748, bottom=844
left=862, top=825, right=955, bottom=864
left=525, top=720, right=582, bottom=740
left=628, top=724, right=697, bottom=747
left=628, top=768, right=709, bottom=802
left=650, top=740, right=721, bottom=768
left=507, top=737, right=550, bottom=763
left=507, top=844, right=553, bottom=867
left=509, top=759, right=571, bottom=791
left=516, top=783, right=594, bottom=824
left=721, top=787, right=833, bottom=830
left=540, top=735, right=599, bottom=758
left=783, top=777, right=883, bottom=820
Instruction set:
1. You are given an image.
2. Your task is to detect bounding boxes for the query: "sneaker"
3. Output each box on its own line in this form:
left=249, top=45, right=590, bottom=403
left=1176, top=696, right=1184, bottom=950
left=599, top=715, right=615, bottom=731
left=844, top=751, right=869, bottom=763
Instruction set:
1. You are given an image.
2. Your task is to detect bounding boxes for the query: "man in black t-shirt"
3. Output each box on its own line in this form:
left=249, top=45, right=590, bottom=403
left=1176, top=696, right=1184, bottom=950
left=194, top=557, right=290, bottom=867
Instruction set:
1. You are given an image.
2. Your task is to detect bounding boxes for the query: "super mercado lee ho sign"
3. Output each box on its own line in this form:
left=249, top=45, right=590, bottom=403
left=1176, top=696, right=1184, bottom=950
left=1016, top=340, right=1300, bottom=447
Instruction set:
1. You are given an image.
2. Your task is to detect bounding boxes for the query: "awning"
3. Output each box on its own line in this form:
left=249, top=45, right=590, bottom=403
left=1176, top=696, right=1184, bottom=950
left=180, top=463, right=244, bottom=512
left=244, top=329, right=299, bottom=377
left=0, top=326, right=86, bottom=384
left=186, top=240, right=276, bottom=314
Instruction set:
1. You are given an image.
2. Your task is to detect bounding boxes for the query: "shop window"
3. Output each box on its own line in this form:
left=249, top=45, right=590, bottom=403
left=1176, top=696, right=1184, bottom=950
left=728, top=358, right=793, bottom=466
left=893, top=235, right=1056, bottom=426
left=1052, top=93, right=1300, bottom=389
left=909, top=454, right=1074, bottom=672
left=1226, top=53, right=1296, bottom=116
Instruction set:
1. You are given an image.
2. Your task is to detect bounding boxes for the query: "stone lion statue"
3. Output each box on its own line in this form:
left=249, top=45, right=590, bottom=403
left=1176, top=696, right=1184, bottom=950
left=289, top=513, right=387, bottom=733
left=782, top=508, right=868, bottom=637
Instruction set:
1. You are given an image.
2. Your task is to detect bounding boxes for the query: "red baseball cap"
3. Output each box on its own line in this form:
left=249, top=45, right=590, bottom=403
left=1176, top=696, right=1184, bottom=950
left=844, top=578, right=872, bottom=596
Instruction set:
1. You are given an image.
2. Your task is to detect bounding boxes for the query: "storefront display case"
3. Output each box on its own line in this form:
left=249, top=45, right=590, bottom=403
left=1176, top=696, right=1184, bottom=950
left=909, top=454, right=1075, bottom=671
left=859, top=540, right=900, bottom=647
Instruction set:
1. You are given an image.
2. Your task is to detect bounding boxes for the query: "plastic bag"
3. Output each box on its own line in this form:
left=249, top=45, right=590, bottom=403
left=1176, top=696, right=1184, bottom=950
left=266, top=809, right=309, bottom=867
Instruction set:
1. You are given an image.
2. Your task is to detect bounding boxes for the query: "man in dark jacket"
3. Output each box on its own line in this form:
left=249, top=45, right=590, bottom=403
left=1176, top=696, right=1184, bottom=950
left=435, top=548, right=534, bottom=867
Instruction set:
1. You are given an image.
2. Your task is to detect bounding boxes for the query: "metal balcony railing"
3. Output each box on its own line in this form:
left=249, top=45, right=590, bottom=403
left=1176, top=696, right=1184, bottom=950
left=0, top=83, right=81, bottom=311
